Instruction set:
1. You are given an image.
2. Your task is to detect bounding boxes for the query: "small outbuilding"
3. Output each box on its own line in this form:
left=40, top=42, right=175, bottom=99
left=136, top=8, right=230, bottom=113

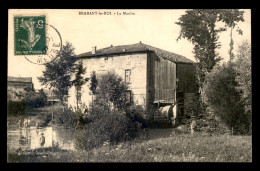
left=7, top=76, right=33, bottom=101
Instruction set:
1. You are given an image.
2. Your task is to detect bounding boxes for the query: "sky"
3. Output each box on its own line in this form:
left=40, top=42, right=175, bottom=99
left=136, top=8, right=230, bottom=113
left=8, top=9, right=251, bottom=90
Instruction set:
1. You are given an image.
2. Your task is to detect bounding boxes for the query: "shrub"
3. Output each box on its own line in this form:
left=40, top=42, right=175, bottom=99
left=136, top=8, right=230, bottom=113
left=53, top=107, right=76, bottom=127
left=7, top=100, right=26, bottom=116
left=74, top=109, right=88, bottom=128
left=201, top=62, right=249, bottom=134
left=126, top=105, right=148, bottom=129
left=74, top=72, right=146, bottom=150
left=24, top=88, right=47, bottom=108
left=40, top=113, right=52, bottom=127
left=75, top=106, right=145, bottom=150
left=195, top=108, right=231, bottom=135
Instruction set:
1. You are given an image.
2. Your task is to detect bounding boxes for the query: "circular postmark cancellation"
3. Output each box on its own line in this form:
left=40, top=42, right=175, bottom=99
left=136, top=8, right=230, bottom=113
left=15, top=15, right=62, bottom=65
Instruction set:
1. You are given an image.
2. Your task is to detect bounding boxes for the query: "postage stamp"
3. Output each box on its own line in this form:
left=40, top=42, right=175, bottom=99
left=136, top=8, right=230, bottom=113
left=14, top=15, right=62, bottom=65
left=14, top=15, right=46, bottom=55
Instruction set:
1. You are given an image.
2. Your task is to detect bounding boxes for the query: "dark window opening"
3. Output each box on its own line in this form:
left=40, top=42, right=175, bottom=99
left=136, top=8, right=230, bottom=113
left=125, top=69, right=131, bottom=83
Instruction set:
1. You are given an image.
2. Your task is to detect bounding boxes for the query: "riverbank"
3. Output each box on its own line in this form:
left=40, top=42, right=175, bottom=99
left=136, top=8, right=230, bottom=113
left=7, top=105, right=252, bottom=163
left=7, top=133, right=252, bottom=162
left=7, top=104, right=65, bottom=129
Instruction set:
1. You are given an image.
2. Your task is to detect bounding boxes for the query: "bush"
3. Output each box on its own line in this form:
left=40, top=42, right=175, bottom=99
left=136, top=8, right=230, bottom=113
left=7, top=100, right=26, bottom=116
left=40, top=113, right=52, bottom=127
left=25, top=89, right=47, bottom=108
left=75, top=106, right=145, bottom=150
left=126, top=105, right=148, bottom=129
left=53, top=107, right=76, bottom=127
left=74, top=72, right=146, bottom=150
left=195, top=108, right=231, bottom=135
left=201, top=62, right=249, bottom=134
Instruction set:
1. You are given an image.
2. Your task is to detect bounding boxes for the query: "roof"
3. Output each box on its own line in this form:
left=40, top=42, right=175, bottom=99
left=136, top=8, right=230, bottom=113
left=8, top=76, right=32, bottom=83
left=76, top=42, right=195, bottom=64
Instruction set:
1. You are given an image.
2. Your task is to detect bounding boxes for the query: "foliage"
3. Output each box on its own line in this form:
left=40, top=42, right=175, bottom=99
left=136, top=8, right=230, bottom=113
left=201, top=62, right=249, bottom=134
left=40, top=113, right=52, bottom=127
left=233, top=40, right=252, bottom=133
left=176, top=9, right=244, bottom=88
left=7, top=134, right=252, bottom=163
left=75, top=105, right=146, bottom=150
left=7, top=88, right=47, bottom=116
left=24, top=88, right=47, bottom=108
left=73, top=60, right=89, bottom=109
left=7, top=100, right=26, bottom=116
left=195, top=109, right=231, bottom=135
left=234, top=41, right=251, bottom=114
left=90, top=71, right=98, bottom=95
left=38, top=42, right=77, bottom=105
left=7, top=147, right=76, bottom=163
left=85, top=134, right=252, bottom=162
left=176, top=9, right=246, bottom=134
left=218, top=9, right=244, bottom=62
left=93, top=72, right=129, bottom=111
left=37, top=89, right=48, bottom=106
left=53, top=107, right=76, bottom=127
left=126, top=105, right=148, bottom=129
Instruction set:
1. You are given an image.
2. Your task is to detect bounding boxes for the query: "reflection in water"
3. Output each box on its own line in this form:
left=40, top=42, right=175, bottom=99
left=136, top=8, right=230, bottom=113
left=7, top=126, right=76, bottom=151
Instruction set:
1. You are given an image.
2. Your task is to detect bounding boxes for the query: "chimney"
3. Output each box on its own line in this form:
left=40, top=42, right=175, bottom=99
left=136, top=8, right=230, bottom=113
left=92, top=46, right=97, bottom=54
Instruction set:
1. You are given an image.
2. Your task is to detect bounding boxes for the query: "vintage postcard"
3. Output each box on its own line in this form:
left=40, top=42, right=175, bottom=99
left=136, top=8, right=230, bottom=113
left=7, top=9, right=251, bottom=163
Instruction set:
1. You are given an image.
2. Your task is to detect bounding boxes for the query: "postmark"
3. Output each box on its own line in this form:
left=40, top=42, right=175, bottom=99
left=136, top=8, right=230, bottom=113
left=14, top=15, right=62, bottom=65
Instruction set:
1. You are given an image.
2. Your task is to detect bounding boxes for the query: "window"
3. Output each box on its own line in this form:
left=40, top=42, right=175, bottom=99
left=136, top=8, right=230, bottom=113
left=125, top=69, right=131, bottom=83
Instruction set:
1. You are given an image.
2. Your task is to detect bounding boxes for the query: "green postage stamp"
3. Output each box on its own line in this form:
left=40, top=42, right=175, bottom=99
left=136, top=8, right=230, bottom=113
left=14, top=15, right=46, bottom=55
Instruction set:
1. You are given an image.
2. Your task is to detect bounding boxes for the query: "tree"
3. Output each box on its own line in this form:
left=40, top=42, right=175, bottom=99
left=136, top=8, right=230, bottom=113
left=89, top=71, right=98, bottom=109
left=218, top=9, right=244, bottom=62
left=73, top=60, right=89, bottom=109
left=94, top=72, right=129, bottom=112
left=176, top=9, right=244, bottom=91
left=234, top=40, right=251, bottom=134
left=90, top=71, right=98, bottom=95
left=37, top=89, right=48, bottom=107
left=38, top=42, right=77, bottom=106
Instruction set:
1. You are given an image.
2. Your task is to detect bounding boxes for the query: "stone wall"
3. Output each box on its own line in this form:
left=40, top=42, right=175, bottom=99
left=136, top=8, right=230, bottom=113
left=68, top=53, right=148, bottom=110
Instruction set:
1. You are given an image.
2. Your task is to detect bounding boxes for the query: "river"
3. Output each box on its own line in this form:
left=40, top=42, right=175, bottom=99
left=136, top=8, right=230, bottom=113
left=7, top=126, right=76, bottom=151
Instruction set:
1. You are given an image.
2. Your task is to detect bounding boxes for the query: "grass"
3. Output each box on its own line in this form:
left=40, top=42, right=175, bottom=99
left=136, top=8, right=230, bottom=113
left=7, top=133, right=252, bottom=163
left=7, top=104, right=252, bottom=162
left=82, top=134, right=252, bottom=162
left=7, top=146, right=76, bottom=163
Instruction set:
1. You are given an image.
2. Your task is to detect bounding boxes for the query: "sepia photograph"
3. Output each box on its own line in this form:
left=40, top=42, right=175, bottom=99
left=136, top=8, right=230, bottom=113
left=7, top=9, right=251, bottom=163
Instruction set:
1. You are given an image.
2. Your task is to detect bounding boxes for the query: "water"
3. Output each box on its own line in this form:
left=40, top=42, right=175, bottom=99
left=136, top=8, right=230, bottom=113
left=7, top=126, right=76, bottom=151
